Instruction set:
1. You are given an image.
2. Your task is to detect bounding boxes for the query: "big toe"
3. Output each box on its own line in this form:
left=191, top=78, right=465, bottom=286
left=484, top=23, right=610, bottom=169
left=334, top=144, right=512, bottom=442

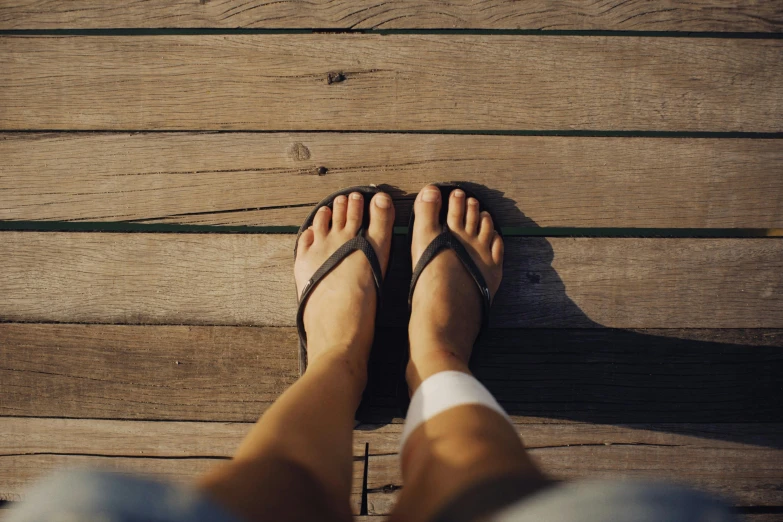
left=367, top=192, right=395, bottom=276
left=412, top=185, right=443, bottom=258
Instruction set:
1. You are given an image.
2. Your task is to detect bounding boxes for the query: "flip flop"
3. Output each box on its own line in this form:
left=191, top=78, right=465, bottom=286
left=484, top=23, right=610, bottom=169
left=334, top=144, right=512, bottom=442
left=408, top=182, right=500, bottom=335
left=399, top=182, right=501, bottom=413
left=294, top=186, right=386, bottom=377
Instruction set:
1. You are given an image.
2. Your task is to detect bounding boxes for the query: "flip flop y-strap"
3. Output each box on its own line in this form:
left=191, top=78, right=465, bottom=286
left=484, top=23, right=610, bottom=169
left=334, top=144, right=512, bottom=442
left=408, top=228, right=492, bottom=333
left=296, top=233, right=384, bottom=372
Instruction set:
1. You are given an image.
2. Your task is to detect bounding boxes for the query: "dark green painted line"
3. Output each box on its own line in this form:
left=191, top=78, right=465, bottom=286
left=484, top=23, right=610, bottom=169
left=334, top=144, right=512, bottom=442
left=3, top=129, right=782, bottom=138
left=0, top=28, right=781, bottom=38
left=1, top=221, right=780, bottom=238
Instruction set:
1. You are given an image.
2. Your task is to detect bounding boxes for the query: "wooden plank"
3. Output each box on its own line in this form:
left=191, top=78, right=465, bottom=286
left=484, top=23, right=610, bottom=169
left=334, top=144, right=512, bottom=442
left=362, top=424, right=783, bottom=511
left=2, top=324, right=781, bottom=422
left=1, top=36, right=781, bottom=132
left=2, top=418, right=367, bottom=461
left=0, top=417, right=365, bottom=511
left=0, top=324, right=297, bottom=420
left=1, top=1, right=781, bottom=31
left=367, top=447, right=781, bottom=512
left=2, top=133, right=782, bottom=228
left=1, top=418, right=778, bottom=509
left=0, top=457, right=364, bottom=511
left=355, top=422, right=783, bottom=457
left=1, top=233, right=781, bottom=328
left=0, top=454, right=218, bottom=503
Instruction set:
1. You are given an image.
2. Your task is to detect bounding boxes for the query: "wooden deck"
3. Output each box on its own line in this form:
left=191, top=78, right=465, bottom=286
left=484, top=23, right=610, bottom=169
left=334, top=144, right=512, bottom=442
left=1, top=1, right=782, bottom=519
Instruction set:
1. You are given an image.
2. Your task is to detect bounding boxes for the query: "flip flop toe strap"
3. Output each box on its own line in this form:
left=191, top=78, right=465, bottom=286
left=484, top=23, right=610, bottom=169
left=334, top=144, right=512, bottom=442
left=296, top=234, right=384, bottom=354
left=408, top=230, right=492, bottom=332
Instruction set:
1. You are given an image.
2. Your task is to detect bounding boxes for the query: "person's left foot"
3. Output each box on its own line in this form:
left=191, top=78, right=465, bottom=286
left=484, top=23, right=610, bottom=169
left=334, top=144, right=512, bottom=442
left=294, top=191, right=395, bottom=367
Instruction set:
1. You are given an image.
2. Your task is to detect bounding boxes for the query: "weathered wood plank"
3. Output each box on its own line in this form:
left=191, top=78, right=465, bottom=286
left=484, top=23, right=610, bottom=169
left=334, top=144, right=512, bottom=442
left=1, top=36, right=781, bottom=131
left=2, top=133, right=782, bottom=228
left=367, top=448, right=780, bottom=511
left=0, top=324, right=297, bottom=420
left=1, top=234, right=781, bottom=328
left=362, top=424, right=783, bottom=511
left=2, top=324, right=781, bottom=422
left=1, top=1, right=780, bottom=31
left=0, top=417, right=365, bottom=510
left=355, top=422, right=783, bottom=457
left=0, top=454, right=217, bottom=503
left=1, top=418, right=778, bottom=508
left=0, top=457, right=364, bottom=511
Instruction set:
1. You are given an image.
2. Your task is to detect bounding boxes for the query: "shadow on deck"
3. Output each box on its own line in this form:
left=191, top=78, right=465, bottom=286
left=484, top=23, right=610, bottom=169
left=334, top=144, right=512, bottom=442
left=361, top=183, right=782, bottom=450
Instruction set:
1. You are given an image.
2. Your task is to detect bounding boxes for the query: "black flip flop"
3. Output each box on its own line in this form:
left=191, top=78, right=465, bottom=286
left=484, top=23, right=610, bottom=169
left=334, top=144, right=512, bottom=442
left=294, top=186, right=386, bottom=377
left=399, top=182, right=501, bottom=413
left=408, top=182, right=500, bottom=335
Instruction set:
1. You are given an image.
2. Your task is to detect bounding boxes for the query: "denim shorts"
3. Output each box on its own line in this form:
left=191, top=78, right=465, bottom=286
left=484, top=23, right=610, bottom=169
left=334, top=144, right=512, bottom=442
left=7, top=469, right=736, bottom=522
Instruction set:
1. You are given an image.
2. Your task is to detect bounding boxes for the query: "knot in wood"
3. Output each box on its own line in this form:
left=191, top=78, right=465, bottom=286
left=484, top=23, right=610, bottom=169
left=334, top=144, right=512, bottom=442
left=326, top=71, right=346, bottom=85
left=289, top=142, right=311, bottom=161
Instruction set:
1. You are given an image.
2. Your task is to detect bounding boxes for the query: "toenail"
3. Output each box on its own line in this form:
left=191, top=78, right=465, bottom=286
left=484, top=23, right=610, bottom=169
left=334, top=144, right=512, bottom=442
left=336, top=195, right=347, bottom=204
left=422, top=189, right=440, bottom=202
left=350, top=193, right=362, bottom=200
left=469, top=198, right=478, bottom=206
left=318, top=206, right=328, bottom=212
left=375, top=195, right=391, bottom=208
left=453, top=190, right=465, bottom=198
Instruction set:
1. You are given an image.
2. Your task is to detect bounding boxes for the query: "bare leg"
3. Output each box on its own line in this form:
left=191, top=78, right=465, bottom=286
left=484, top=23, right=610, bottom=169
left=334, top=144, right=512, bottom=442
left=391, top=186, right=547, bottom=522
left=199, top=191, right=395, bottom=522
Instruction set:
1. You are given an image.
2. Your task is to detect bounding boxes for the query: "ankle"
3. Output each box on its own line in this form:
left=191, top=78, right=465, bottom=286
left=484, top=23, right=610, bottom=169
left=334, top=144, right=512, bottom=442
left=405, top=348, right=471, bottom=396
left=307, top=342, right=369, bottom=391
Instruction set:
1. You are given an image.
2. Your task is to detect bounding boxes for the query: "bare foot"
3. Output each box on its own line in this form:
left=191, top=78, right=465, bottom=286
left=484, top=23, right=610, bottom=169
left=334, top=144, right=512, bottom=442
left=295, top=191, right=395, bottom=369
left=407, top=185, right=503, bottom=392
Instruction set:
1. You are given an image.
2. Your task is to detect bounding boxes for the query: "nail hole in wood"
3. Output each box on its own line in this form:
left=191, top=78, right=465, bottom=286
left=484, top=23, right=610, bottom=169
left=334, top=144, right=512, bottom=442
left=327, top=72, right=346, bottom=84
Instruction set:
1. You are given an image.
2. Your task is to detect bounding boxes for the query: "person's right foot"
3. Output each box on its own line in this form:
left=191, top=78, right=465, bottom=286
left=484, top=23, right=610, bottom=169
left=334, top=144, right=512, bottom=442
left=407, top=185, right=503, bottom=392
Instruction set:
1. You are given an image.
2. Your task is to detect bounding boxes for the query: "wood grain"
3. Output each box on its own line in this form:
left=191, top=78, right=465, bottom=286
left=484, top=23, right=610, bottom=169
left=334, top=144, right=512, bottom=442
left=0, top=324, right=297, bottom=420
left=0, top=1, right=780, bottom=31
left=2, top=133, right=782, bottom=228
left=2, top=324, right=781, bottom=422
left=366, top=448, right=781, bottom=512
left=1, top=233, right=781, bottom=328
left=1, top=418, right=779, bottom=509
left=1, top=35, right=781, bottom=131
left=0, top=456, right=364, bottom=512
left=362, top=424, right=783, bottom=511
left=0, top=417, right=365, bottom=511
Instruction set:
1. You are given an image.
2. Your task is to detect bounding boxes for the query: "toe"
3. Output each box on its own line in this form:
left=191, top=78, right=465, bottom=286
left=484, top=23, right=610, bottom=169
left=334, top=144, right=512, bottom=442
left=491, top=232, right=504, bottom=265
left=331, top=195, right=348, bottom=230
left=414, top=185, right=443, bottom=236
left=313, top=206, right=331, bottom=235
left=465, top=197, right=480, bottom=235
left=447, top=189, right=466, bottom=230
left=367, top=192, right=395, bottom=275
left=478, top=211, right=494, bottom=242
left=345, top=192, right=364, bottom=234
left=297, top=228, right=315, bottom=252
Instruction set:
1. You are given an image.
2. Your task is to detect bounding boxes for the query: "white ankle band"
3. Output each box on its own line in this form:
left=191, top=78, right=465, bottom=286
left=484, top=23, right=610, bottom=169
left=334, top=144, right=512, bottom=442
left=400, top=370, right=510, bottom=451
